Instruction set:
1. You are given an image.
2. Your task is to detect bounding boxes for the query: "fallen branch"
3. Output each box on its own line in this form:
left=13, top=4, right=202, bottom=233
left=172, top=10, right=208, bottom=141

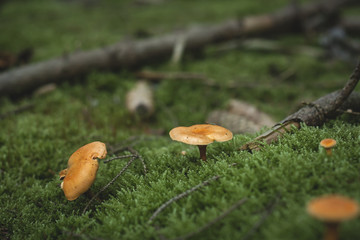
left=148, top=175, right=221, bottom=223
left=137, top=69, right=297, bottom=90
left=241, top=62, right=360, bottom=151
left=0, top=0, right=354, bottom=95
left=210, top=39, right=324, bottom=58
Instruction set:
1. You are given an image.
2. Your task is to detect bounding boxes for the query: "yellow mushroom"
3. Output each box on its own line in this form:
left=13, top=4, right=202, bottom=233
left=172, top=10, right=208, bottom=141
left=307, top=194, right=359, bottom=240
left=169, top=124, right=233, bottom=161
left=320, top=138, right=337, bottom=156
left=59, top=141, right=107, bottom=201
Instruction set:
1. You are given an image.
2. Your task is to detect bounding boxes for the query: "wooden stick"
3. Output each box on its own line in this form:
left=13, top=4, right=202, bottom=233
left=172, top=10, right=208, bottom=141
left=148, top=175, right=221, bottom=223
left=0, top=0, right=353, bottom=96
left=127, top=146, right=148, bottom=176
left=281, top=61, right=360, bottom=125
left=241, top=62, right=360, bottom=151
left=103, top=154, right=137, bottom=163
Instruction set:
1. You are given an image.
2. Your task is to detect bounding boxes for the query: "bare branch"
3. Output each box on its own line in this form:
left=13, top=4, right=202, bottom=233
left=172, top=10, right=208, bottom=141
left=148, top=175, right=221, bottom=223
left=0, top=0, right=353, bottom=96
left=241, top=62, right=360, bottom=152
left=103, top=155, right=137, bottom=163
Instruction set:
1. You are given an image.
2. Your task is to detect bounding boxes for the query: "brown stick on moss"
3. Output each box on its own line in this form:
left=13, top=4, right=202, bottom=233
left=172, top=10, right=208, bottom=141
left=241, top=62, right=360, bottom=152
left=0, top=0, right=355, bottom=96
left=148, top=175, right=221, bottom=223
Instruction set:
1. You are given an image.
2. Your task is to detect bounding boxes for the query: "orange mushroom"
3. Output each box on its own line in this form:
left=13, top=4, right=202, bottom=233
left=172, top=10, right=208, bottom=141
left=307, top=194, right=359, bottom=240
left=59, top=141, right=107, bottom=201
left=169, top=124, right=233, bottom=161
left=320, top=138, right=337, bottom=156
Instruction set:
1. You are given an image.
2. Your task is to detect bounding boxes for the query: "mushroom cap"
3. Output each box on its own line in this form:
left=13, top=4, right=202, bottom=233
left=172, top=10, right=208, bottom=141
left=60, top=141, right=107, bottom=201
left=320, top=138, right=337, bottom=149
left=59, top=169, right=68, bottom=180
left=67, top=141, right=107, bottom=167
left=307, top=195, right=359, bottom=222
left=169, top=124, right=233, bottom=145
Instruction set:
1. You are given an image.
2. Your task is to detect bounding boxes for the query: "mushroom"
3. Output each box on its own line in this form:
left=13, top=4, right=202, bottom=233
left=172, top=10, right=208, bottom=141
left=59, top=141, right=107, bottom=201
left=320, top=138, right=337, bottom=156
left=307, top=194, right=359, bottom=240
left=169, top=124, right=233, bottom=161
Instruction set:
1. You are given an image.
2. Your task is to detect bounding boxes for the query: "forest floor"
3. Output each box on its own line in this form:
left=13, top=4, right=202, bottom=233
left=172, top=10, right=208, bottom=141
left=1, top=0, right=360, bottom=239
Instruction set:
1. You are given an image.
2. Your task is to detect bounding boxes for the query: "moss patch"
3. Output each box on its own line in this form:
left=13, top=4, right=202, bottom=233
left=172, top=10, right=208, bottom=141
left=0, top=0, right=360, bottom=239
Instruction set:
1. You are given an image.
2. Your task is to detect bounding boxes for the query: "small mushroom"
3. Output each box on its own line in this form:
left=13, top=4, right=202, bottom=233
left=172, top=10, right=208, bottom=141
left=307, top=194, right=359, bottom=240
left=320, top=138, right=337, bottom=156
left=169, top=124, right=233, bottom=161
left=59, top=141, right=107, bottom=201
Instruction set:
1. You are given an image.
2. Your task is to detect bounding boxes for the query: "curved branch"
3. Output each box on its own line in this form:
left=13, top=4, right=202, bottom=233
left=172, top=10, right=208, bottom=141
left=0, top=0, right=353, bottom=95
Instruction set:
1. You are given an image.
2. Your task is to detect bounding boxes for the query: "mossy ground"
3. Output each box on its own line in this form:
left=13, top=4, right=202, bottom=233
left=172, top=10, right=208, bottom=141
left=1, top=0, right=360, bottom=239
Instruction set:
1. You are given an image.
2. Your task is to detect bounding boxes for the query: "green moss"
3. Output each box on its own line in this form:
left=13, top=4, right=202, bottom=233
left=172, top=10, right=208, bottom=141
left=1, top=0, right=360, bottom=239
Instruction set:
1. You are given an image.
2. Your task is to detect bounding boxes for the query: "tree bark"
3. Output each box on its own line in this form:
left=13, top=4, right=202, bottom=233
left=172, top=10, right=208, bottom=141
left=241, top=62, right=360, bottom=151
left=0, top=0, right=355, bottom=96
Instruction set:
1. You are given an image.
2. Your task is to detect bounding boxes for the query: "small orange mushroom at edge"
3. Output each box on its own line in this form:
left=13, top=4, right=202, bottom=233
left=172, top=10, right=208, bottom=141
left=320, top=138, right=337, bottom=156
left=307, top=194, right=359, bottom=240
left=169, top=124, right=233, bottom=161
left=59, top=141, right=107, bottom=201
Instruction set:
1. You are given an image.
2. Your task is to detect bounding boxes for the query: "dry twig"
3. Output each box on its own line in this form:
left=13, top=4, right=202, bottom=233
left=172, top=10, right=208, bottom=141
left=82, top=156, right=137, bottom=214
left=0, top=0, right=354, bottom=95
left=127, top=146, right=148, bottom=175
left=241, top=62, right=360, bottom=151
left=148, top=175, right=221, bottom=223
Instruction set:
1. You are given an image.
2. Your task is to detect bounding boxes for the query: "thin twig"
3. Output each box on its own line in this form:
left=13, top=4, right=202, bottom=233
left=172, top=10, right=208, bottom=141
left=148, top=175, right=221, bottom=223
left=107, top=139, right=148, bottom=175
left=136, top=71, right=217, bottom=87
left=82, top=157, right=137, bottom=214
left=108, top=135, right=163, bottom=155
left=331, top=62, right=360, bottom=112
left=108, top=136, right=141, bottom=154
left=336, top=109, right=360, bottom=116
left=103, top=154, right=137, bottom=163
left=173, top=197, right=249, bottom=240
left=242, top=195, right=281, bottom=240
left=137, top=70, right=294, bottom=90
left=127, top=146, right=147, bottom=175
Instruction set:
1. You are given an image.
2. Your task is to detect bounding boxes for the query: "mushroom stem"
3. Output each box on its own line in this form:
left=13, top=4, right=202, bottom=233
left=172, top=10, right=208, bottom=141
left=325, top=148, right=332, bottom=156
left=198, top=145, right=207, bottom=161
left=324, top=222, right=339, bottom=240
